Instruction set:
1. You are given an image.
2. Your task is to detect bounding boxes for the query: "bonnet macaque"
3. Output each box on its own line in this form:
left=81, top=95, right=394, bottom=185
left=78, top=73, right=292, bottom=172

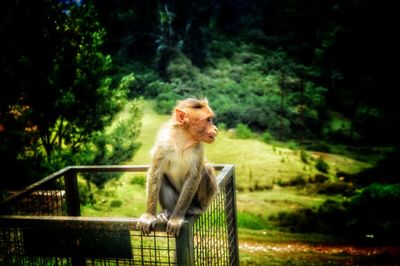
left=137, top=98, right=218, bottom=236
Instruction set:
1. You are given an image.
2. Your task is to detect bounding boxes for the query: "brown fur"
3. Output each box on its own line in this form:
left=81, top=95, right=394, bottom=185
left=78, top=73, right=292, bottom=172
left=137, top=98, right=218, bottom=236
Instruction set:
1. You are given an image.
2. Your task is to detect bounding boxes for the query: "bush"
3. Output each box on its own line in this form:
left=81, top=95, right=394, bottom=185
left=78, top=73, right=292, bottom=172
left=312, top=174, right=329, bottom=183
left=155, top=90, right=179, bottom=114
left=166, top=50, right=199, bottom=81
left=271, top=184, right=400, bottom=243
left=300, top=149, right=309, bottom=164
left=348, top=183, right=400, bottom=243
left=315, top=156, right=329, bottom=173
left=130, top=175, right=146, bottom=187
left=304, top=141, right=331, bottom=153
left=290, top=175, right=307, bottom=186
left=78, top=177, right=96, bottom=205
left=276, top=175, right=307, bottom=187
left=237, top=212, right=266, bottom=230
left=86, top=99, right=143, bottom=188
left=322, top=116, right=360, bottom=143
left=110, top=199, right=123, bottom=208
left=217, top=122, right=227, bottom=131
left=317, top=182, right=356, bottom=195
left=269, top=208, right=318, bottom=232
left=262, top=131, right=273, bottom=143
left=235, top=123, right=253, bottom=139
left=254, top=181, right=273, bottom=191
left=350, top=149, right=400, bottom=185
left=270, top=200, right=348, bottom=234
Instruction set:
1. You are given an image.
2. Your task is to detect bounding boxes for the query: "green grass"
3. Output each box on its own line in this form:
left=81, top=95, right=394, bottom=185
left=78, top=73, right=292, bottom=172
left=81, top=174, right=147, bottom=217
left=126, top=100, right=370, bottom=183
left=82, top=100, right=369, bottom=218
left=204, top=127, right=369, bottom=190
left=130, top=100, right=170, bottom=165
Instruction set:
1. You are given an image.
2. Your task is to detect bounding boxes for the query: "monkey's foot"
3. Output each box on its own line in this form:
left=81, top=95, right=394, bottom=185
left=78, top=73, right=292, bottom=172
left=157, top=210, right=171, bottom=223
left=187, top=206, right=204, bottom=216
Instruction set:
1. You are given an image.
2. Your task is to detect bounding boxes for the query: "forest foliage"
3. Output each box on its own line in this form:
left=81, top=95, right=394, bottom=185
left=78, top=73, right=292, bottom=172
left=1, top=1, right=399, bottom=191
left=93, top=0, right=399, bottom=146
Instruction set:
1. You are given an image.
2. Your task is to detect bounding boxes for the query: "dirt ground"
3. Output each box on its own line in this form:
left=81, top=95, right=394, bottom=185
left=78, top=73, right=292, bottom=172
left=240, top=241, right=400, bottom=266
left=241, top=241, right=400, bottom=256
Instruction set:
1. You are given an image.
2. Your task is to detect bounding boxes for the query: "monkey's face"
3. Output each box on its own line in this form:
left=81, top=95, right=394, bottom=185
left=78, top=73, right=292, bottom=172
left=187, top=109, right=218, bottom=144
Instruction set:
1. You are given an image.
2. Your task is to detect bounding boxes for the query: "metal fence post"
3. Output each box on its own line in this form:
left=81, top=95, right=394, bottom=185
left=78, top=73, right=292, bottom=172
left=175, top=221, right=194, bottom=266
left=64, top=169, right=81, bottom=217
left=226, top=168, right=240, bottom=265
left=64, top=169, right=86, bottom=266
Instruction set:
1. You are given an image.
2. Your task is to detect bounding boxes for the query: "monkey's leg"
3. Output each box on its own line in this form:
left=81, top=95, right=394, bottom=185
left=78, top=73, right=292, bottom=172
left=158, top=175, right=179, bottom=223
left=188, top=165, right=218, bottom=216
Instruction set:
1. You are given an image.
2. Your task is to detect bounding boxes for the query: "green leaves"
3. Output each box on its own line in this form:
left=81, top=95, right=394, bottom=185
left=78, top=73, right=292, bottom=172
left=0, top=1, right=141, bottom=188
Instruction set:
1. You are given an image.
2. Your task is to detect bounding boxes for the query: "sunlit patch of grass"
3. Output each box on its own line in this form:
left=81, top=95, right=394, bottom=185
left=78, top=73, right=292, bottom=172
left=129, top=100, right=169, bottom=165
left=205, top=130, right=370, bottom=188
left=237, top=212, right=269, bottom=230
left=236, top=187, right=338, bottom=232
left=81, top=172, right=147, bottom=218
left=123, top=100, right=370, bottom=187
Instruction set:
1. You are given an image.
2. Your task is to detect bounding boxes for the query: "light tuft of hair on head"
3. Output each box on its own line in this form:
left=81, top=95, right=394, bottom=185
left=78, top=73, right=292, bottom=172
left=175, top=97, right=209, bottom=110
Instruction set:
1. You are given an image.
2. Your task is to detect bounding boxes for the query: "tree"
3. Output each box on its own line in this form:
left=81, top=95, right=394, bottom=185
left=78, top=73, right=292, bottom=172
left=0, top=0, right=136, bottom=188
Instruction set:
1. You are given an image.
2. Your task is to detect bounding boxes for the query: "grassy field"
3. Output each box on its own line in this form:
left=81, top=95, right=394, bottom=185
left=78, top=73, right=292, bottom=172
left=80, top=101, right=398, bottom=265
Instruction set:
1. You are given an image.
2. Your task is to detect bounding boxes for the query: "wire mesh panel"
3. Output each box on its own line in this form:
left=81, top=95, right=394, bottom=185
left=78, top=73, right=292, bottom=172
left=0, top=165, right=238, bottom=266
left=4, top=177, right=67, bottom=216
left=193, top=191, right=230, bottom=265
left=0, top=216, right=177, bottom=266
left=192, top=165, right=238, bottom=266
left=0, top=226, right=72, bottom=266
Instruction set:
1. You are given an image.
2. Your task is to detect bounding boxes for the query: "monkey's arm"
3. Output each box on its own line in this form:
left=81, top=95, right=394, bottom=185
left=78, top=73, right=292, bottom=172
left=166, top=163, right=203, bottom=236
left=137, top=147, right=166, bottom=234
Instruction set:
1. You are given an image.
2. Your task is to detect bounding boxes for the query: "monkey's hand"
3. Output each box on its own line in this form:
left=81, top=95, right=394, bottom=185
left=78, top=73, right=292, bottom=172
left=166, top=217, right=184, bottom=237
left=137, top=213, right=157, bottom=235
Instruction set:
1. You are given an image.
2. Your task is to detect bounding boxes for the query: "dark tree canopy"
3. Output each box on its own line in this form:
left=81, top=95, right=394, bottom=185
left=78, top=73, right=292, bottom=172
left=0, top=0, right=139, bottom=189
left=93, top=0, right=399, bottom=145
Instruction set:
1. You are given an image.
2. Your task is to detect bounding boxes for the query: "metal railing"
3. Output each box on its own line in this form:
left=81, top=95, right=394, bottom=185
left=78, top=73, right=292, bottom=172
left=0, top=164, right=239, bottom=266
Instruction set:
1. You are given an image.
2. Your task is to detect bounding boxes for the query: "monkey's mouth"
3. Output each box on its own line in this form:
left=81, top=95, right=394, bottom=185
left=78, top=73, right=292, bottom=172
left=206, top=135, right=216, bottom=142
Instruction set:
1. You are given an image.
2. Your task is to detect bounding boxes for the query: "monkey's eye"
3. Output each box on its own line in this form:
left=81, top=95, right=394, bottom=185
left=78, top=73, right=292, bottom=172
left=206, top=117, right=213, bottom=123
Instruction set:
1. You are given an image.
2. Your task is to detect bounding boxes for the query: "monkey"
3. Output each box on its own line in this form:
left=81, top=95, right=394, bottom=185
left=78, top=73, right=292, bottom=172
left=137, top=98, right=218, bottom=237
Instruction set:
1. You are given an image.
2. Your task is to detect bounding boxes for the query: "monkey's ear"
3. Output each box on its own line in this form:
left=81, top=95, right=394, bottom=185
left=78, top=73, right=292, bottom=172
left=175, top=108, right=187, bottom=125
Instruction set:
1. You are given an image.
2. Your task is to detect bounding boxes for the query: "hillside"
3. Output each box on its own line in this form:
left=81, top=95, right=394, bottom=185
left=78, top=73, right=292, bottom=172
left=131, top=101, right=369, bottom=186
left=82, top=100, right=369, bottom=216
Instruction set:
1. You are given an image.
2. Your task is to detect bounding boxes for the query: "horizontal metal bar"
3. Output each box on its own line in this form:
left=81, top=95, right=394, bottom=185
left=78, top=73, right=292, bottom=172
left=0, top=164, right=232, bottom=209
left=0, top=215, right=168, bottom=232
left=69, top=164, right=228, bottom=172
left=69, top=165, right=150, bottom=173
